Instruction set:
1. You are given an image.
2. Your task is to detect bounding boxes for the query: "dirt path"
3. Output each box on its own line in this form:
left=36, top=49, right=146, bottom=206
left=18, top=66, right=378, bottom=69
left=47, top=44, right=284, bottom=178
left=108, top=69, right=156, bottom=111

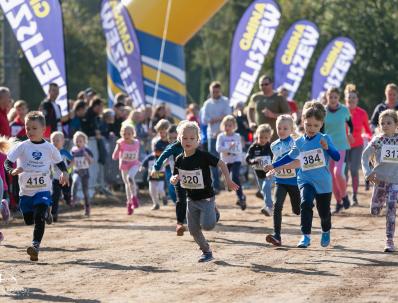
left=0, top=187, right=397, bottom=303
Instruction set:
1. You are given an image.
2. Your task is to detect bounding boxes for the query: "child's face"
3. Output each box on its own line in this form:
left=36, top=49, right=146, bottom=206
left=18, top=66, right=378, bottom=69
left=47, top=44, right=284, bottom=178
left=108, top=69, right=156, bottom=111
left=181, top=128, right=199, bottom=153
left=76, top=136, right=86, bottom=148
left=159, top=129, right=168, bottom=140
left=345, top=92, right=358, bottom=110
left=122, top=128, right=134, bottom=140
left=380, top=116, right=397, bottom=136
left=168, top=131, right=177, bottom=143
left=16, top=105, right=27, bottom=117
left=105, top=115, right=115, bottom=124
left=51, top=135, right=64, bottom=150
left=303, top=116, right=323, bottom=137
left=327, top=92, right=340, bottom=108
left=25, top=120, right=45, bottom=141
left=224, top=121, right=235, bottom=135
left=277, top=121, right=293, bottom=140
left=76, top=108, right=85, bottom=117
left=257, top=132, right=271, bottom=145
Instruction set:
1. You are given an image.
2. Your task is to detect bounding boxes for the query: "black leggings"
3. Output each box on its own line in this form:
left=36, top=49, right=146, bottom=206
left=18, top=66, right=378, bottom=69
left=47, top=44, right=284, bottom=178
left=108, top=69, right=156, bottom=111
left=52, top=179, right=71, bottom=216
left=175, top=182, right=187, bottom=224
left=273, top=183, right=301, bottom=236
left=23, top=204, right=47, bottom=244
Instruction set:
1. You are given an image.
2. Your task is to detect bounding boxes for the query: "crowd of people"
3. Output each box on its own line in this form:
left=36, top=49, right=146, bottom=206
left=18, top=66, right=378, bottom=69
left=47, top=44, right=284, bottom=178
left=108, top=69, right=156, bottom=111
left=0, top=75, right=397, bottom=262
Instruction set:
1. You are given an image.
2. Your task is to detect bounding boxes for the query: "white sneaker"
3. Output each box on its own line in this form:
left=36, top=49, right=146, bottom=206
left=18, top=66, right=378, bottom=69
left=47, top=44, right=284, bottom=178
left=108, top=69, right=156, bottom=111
left=384, top=240, right=395, bottom=252
left=261, top=206, right=273, bottom=217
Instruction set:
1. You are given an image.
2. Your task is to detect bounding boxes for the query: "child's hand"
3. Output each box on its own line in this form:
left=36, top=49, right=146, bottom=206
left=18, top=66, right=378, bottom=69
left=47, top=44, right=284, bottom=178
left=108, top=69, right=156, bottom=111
left=348, top=134, right=355, bottom=145
left=139, top=166, right=145, bottom=173
left=320, top=139, right=328, bottom=150
left=367, top=172, right=379, bottom=184
left=150, top=170, right=159, bottom=178
left=226, top=179, right=239, bottom=191
left=170, top=174, right=180, bottom=185
left=11, top=167, right=23, bottom=176
left=263, top=164, right=274, bottom=172
left=266, top=169, right=275, bottom=178
left=60, top=172, right=70, bottom=187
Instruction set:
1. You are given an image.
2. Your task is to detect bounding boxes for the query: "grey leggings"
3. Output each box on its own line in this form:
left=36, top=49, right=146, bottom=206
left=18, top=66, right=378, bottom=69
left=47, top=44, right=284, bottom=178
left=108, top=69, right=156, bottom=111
left=187, top=197, right=216, bottom=252
left=345, top=145, right=363, bottom=194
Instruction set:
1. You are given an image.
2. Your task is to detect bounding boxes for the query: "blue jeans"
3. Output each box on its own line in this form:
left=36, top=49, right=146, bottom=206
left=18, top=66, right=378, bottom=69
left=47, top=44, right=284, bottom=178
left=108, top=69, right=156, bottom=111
left=227, top=162, right=244, bottom=200
left=256, top=175, right=273, bottom=209
left=208, top=138, right=220, bottom=190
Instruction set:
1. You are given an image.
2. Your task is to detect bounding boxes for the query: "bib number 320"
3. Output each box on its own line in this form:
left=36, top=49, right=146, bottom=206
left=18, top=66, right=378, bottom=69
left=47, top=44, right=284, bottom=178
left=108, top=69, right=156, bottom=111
left=178, top=169, right=205, bottom=189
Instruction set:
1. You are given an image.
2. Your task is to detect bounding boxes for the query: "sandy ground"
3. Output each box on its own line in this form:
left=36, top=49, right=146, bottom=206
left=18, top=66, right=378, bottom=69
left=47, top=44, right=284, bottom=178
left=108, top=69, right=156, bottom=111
left=0, top=184, right=398, bottom=303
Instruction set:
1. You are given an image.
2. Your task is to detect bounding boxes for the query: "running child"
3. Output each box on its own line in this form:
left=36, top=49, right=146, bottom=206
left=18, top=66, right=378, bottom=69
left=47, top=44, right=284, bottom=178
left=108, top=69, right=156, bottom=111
left=71, top=131, right=94, bottom=216
left=0, top=137, right=11, bottom=243
left=170, top=121, right=239, bottom=262
left=361, top=110, right=398, bottom=252
left=112, top=124, right=141, bottom=215
left=50, top=131, right=72, bottom=222
left=4, top=111, right=69, bottom=261
left=264, top=101, right=340, bottom=248
left=265, top=115, right=301, bottom=246
left=245, top=124, right=274, bottom=216
left=216, top=115, right=246, bottom=209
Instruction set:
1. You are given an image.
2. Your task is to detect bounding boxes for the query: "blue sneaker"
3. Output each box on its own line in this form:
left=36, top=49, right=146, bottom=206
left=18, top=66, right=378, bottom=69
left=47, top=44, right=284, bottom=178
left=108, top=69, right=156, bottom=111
left=198, top=251, right=214, bottom=263
left=321, top=231, right=330, bottom=247
left=297, top=235, right=311, bottom=248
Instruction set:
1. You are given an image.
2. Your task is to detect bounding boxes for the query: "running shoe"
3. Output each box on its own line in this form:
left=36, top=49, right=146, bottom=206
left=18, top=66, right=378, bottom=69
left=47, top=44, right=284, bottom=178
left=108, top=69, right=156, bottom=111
left=365, top=181, right=370, bottom=191
left=342, top=196, right=351, bottom=209
left=53, top=215, right=58, bottom=223
left=215, top=207, right=220, bottom=222
left=320, top=231, right=330, bottom=247
left=332, top=203, right=344, bottom=214
left=162, top=197, right=168, bottom=206
left=1, top=199, right=10, bottom=223
left=237, top=196, right=247, bottom=211
left=261, top=206, right=272, bottom=217
left=351, top=194, right=358, bottom=206
left=266, top=234, right=281, bottom=246
left=84, top=205, right=91, bottom=217
left=45, top=207, right=53, bottom=225
left=176, top=224, right=186, bottom=236
left=27, top=245, right=39, bottom=262
left=198, top=251, right=214, bottom=263
left=0, top=231, right=4, bottom=243
left=151, top=204, right=160, bottom=210
left=132, top=196, right=140, bottom=209
left=297, top=235, right=311, bottom=248
left=127, top=201, right=134, bottom=215
left=384, top=240, right=395, bottom=252
left=255, top=190, right=264, bottom=199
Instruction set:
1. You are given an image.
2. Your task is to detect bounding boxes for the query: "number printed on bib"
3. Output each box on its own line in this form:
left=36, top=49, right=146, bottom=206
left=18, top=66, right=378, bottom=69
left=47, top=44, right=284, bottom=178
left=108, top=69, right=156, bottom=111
left=253, top=156, right=271, bottom=171
left=74, top=157, right=89, bottom=170
left=178, top=169, right=205, bottom=189
left=122, top=151, right=138, bottom=161
left=299, top=148, right=326, bottom=171
left=381, top=145, right=398, bottom=163
left=276, top=168, right=296, bottom=179
left=21, top=172, right=50, bottom=191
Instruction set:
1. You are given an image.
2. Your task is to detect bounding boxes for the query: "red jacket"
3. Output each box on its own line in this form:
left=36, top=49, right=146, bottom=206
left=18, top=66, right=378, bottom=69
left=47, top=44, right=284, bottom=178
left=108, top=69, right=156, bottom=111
left=0, top=108, right=10, bottom=137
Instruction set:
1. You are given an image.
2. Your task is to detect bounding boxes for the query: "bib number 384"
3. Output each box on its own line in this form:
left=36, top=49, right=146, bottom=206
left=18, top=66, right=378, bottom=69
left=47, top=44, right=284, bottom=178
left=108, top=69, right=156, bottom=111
left=299, top=148, right=326, bottom=171
left=381, top=145, right=398, bottom=163
left=178, top=169, right=204, bottom=189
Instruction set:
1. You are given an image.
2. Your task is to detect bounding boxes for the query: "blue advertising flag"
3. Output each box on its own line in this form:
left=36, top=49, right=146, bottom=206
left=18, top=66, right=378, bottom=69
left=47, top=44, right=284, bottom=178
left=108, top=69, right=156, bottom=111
left=311, top=37, right=356, bottom=100
left=0, top=0, right=68, bottom=113
left=229, top=0, right=281, bottom=106
left=274, top=20, right=319, bottom=100
left=101, top=0, right=145, bottom=108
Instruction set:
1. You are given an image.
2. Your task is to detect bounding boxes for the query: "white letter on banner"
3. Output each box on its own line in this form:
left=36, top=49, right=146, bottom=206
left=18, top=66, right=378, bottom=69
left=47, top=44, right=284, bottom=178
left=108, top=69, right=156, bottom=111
left=0, top=0, right=24, bottom=13
left=25, top=48, right=51, bottom=67
left=34, top=59, right=61, bottom=85
left=100, top=2, right=113, bottom=29
left=6, top=4, right=32, bottom=29
left=106, top=28, right=119, bottom=47
left=21, top=32, right=42, bottom=51
left=16, top=20, right=37, bottom=41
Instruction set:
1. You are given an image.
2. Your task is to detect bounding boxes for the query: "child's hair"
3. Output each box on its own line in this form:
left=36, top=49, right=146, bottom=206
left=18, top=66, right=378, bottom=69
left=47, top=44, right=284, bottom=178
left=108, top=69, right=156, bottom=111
left=385, top=83, right=398, bottom=92
left=326, top=87, right=340, bottom=96
left=256, top=123, right=273, bottom=137
left=25, top=111, right=46, bottom=126
left=73, top=131, right=88, bottom=146
left=220, top=115, right=237, bottom=132
left=302, top=101, right=326, bottom=121
left=177, top=121, right=201, bottom=142
left=168, top=124, right=177, bottom=134
left=379, top=109, right=398, bottom=125
left=14, top=100, right=27, bottom=109
left=276, top=114, right=294, bottom=129
left=0, top=136, right=11, bottom=153
left=72, top=100, right=86, bottom=113
left=103, top=108, right=115, bottom=120
left=50, top=131, right=64, bottom=142
left=120, top=124, right=136, bottom=137
left=154, top=119, right=171, bottom=132
left=186, top=103, right=199, bottom=115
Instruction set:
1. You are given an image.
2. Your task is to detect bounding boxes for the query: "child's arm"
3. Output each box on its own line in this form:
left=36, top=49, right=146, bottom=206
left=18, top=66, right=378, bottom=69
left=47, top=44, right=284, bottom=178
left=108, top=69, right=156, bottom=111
left=217, top=160, right=239, bottom=191
left=84, top=149, right=94, bottom=164
left=320, top=137, right=340, bottom=161
left=112, top=142, right=121, bottom=160
left=245, top=145, right=257, bottom=165
left=4, top=159, right=23, bottom=176
left=216, top=135, right=229, bottom=153
left=153, top=143, right=174, bottom=171
left=361, top=139, right=377, bottom=183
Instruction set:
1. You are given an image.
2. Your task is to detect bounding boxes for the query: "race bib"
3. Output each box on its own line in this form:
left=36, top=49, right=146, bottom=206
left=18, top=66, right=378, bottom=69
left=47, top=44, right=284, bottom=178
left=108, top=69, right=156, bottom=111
left=225, top=140, right=240, bottom=152
left=20, top=172, right=51, bottom=191
left=178, top=168, right=205, bottom=189
left=276, top=168, right=296, bottom=179
left=74, top=156, right=89, bottom=170
left=253, top=156, right=271, bottom=171
left=381, top=144, right=398, bottom=163
left=299, top=148, right=326, bottom=171
left=122, top=151, right=138, bottom=161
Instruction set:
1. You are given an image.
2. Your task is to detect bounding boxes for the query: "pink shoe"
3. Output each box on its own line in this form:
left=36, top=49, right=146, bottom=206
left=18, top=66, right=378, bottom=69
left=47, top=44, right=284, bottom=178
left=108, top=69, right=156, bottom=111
left=132, top=196, right=139, bottom=209
left=1, top=199, right=10, bottom=223
left=127, top=201, right=134, bottom=215
left=0, top=231, right=4, bottom=243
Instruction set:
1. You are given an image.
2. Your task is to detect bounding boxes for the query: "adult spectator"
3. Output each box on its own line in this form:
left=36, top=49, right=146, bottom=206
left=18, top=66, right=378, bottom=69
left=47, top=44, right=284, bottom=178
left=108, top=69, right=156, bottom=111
left=39, top=83, right=69, bottom=137
left=84, top=87, right=97, bottom=105
left=247, top=75, right=290, bottom=141
left=110, top=102, right=125, bottom=137
left=150, top=103, right=175, bottom=131
left=202, top=81, right=232, bottom=192
left=370, top=83, right=398, bottom=131
left=0, top=87, right=12, bottom=137
left=114, top=92, right=127, bottom=105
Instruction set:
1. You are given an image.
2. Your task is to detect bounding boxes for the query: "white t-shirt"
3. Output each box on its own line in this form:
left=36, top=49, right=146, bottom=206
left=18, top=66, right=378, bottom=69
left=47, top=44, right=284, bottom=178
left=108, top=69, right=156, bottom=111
left=7, top=140, right=63, bottom=196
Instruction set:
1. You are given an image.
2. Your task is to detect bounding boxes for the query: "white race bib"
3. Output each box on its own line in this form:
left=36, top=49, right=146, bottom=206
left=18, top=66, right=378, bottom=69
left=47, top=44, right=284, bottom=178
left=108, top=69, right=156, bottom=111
left=276, top=168, right=296, bottom=179
left=224, top=140, right=240, bottom=153
left=381, top=144, right=398, bottom=163
left=178, top=168, right=205, bottom=189
left=74, top=156, right=89, bottom=170
left=122, top=151, right=138, bottom=162
left=20, top=172, right=51, bottom=191
left=299, top=148, right=326, bottom=171
left=253, top=156, right=271, bottom=171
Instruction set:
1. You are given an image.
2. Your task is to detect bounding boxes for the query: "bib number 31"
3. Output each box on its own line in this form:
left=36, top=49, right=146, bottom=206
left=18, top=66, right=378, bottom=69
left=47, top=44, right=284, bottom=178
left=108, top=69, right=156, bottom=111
left=381, top=145, right=398, bottom=163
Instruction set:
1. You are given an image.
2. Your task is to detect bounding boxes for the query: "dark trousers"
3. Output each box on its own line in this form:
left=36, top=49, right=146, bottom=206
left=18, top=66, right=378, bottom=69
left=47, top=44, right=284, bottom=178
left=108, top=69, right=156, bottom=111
left=300, top=184, right=332, bottom=235
left=72, top=172, right=90, bottom=208
left=227, top=162, right=244, bottom=200
left=208, top=138, right=220, bottom=190
left=52, top=179, right=71, bottom=217
left=23, top=204, right=47, bottom=244
left=175, top=182, right=187, bottom=224
left=273, top=183, right=301, bottom=236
